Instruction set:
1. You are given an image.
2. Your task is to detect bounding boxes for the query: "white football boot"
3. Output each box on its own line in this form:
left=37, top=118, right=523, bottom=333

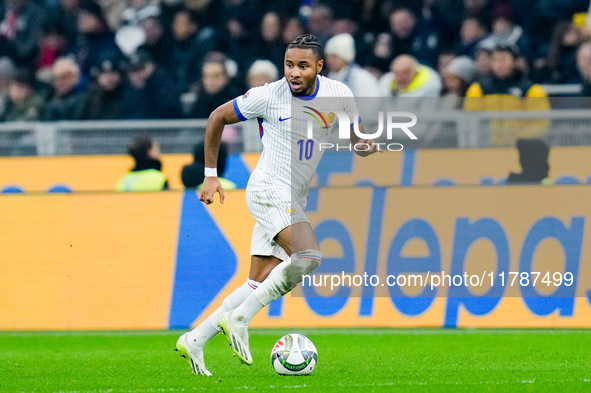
left=218, top=310, right=253, bottom=365
left=175, top=332, right=212, bottom=376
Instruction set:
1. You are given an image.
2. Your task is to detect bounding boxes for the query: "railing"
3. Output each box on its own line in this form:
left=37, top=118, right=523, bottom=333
left=0, top=119, right=214, bottom=156
left=1, top=108, right=591, bottom=156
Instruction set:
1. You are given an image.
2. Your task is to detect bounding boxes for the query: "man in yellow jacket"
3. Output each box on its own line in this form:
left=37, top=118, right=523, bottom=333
left=464, top=44, right=551, bottom=147
left=116, top=136, right=169, bottom=192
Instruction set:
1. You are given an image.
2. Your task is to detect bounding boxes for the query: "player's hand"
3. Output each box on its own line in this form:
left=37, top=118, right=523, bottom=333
left=354, top=139, right=382, bottom=157
left=199, top=177, right=225, bottom=205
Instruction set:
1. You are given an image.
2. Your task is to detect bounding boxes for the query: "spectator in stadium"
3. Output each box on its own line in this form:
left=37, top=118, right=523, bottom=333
left=242, top=59, right=278, bottom=152
left=427, top=0, right=465, bottom=47
left=442, top=56, right=478, bottom=98
left=180, top=0, right=223, bottom=30
left=246, top=59, right=278, bottom=88
left=113, top=0, right=159, bottom=57
left=476, top=0, right=534, bottom=63
left=171, top=7, right=218, bottom=93
left=581, top=2, right=591, bottom=39
left=222, top=0, right=259, bottom=72
left=116, top=135, right=169, bottom=192
left=324, top=33, right=379, bottom=97
left=187, top=52, right=244, bottom=119
left=473, top=44, right=493, bottom=79
left=330, top=17, right=374, bottom=70
left=576, top=41, right=591, bottom=96
left=378, top=6, right=441, bottom=71
left=0, top=56, right=16, bottom=115
left=99, top=0, right=126, bottom=31
left=507, top=138, right=552, bottom=185
left=306, top=4, right=333, bottom=47
left=46, top=0, right=81, bottom=46
left=44, top=57, right=86, bottom=120
left=77, top=51, right=125, bottom=119
left=526, top=0, right=589, bottom=48
left=464, top=44, right=551, bottom=147
left=74, top=0, right=120, bottom=78
left=1, top=69, right=44, bottom=121
left=121, top=50, right=181, bottom=119
left=458, top=17, right=488, bottom=56
left=282, top=16, right=305, bottom=48
left=437, top=49, right=457, bottom=80
left=572, top=10, right=591, bottom=42
left=535, top=20, right=584, bottom=84
left=463, top=0, right=493, bottom=22
left=137, top=15, right=174, bottom=74
left=120, top=0, right=160, bottom=27
left=256, top=11, right=285, bottom=73
left=438, top=55, right=478, bottom=148
left=35, top=20, right=70, bottom=76
left=378, top=54, right=442, bottom=98
left=181, top=140, right=236, bottom=190
left=0, top=0, right=45, bottom=68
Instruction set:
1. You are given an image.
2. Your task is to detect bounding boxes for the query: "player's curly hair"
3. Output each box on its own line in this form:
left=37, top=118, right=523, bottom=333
left=287, top=34, right=323, bottom=60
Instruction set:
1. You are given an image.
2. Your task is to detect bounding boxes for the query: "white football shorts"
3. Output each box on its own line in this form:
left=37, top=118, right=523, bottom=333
left=246, top=186, right=309, bottom=260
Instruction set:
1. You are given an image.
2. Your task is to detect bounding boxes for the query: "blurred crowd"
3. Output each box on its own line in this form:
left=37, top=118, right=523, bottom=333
left=1, top=0, right=591, bottom=123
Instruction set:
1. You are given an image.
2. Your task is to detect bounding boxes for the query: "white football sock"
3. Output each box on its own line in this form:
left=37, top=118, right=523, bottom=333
left=187, top=278, right=260, bottom=348
left=233, top=249, right=322, bottom=323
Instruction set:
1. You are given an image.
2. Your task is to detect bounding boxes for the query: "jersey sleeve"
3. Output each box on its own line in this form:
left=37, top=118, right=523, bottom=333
left=232, top=84, right=269, bottom=121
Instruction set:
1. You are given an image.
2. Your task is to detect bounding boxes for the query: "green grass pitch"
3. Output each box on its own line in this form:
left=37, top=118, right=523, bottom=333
left=1, top=328, right=590, bottom=392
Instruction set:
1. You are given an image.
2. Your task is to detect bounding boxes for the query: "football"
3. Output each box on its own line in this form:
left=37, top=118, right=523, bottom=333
left=271, top=333, right=318, bottom=375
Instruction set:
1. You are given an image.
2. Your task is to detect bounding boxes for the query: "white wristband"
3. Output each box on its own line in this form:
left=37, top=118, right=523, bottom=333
left=204, top=167, right=218, bottom=177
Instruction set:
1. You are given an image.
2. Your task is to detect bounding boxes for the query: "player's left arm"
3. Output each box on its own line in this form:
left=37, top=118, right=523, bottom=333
left=350, top=121, right=381, bottom=157
left=199, top=101, right=241, bottom=205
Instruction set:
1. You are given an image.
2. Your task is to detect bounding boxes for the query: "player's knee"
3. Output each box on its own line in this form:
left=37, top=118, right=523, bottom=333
left=292, top=249, right=322, bottom=277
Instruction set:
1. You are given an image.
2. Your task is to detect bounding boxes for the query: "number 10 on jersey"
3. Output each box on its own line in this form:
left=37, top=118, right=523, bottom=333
left=297, top=139, right=314, bottom=160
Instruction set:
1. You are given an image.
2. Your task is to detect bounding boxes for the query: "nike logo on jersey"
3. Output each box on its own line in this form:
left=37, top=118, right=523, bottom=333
left=279, top=116, right=291, bottom=122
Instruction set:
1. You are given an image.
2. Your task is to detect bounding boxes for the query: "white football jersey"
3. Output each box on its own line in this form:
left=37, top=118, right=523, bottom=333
left=233, top=76, right=358, bottom=198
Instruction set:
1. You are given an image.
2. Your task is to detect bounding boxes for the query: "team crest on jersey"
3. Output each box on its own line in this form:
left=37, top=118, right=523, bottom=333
left=286, top=207, right=294, bottom=214
left=302, top=106, right=335, bottom=131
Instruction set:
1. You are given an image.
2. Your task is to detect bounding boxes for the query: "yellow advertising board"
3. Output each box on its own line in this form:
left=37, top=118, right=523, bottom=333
left=1, top=185, right=590, bottom=330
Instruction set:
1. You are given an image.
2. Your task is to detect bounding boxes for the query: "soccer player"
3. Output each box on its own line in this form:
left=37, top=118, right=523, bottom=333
left=176, top=34, right=379, bottom=375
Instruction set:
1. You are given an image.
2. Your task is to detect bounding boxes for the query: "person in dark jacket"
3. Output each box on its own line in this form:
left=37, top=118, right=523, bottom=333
left=77, top=51, right=125, bottom=120
left=121, top=50, right=181, bottom=119
left=255, top=11, right=285, bottom=73
left=0, top=0, right=45, bottom=68
left=136, top=15, right=175, bottom=75
left=44, top=57, right=86, bottom=120
left=534, top=20, right=583, bottom=84
left=116, top=135, right=169, bottom=192
left=507, top=138, right=552, bottom=184
left=1, top=68, right=44, bottom=121
left=464, top=44, right=551, bottom=147
left=170, top=7, right=218, bottom=93
left=74, top=1, right=120, bottom=79
left=187, top=52, right=244, bottom=119
left=368, top=6, right=441, bottom=72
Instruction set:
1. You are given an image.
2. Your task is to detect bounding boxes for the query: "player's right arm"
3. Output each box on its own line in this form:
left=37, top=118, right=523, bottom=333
left=200, top=84, right=270, bottom=204
left=199, top=101, right=241, bottom=205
